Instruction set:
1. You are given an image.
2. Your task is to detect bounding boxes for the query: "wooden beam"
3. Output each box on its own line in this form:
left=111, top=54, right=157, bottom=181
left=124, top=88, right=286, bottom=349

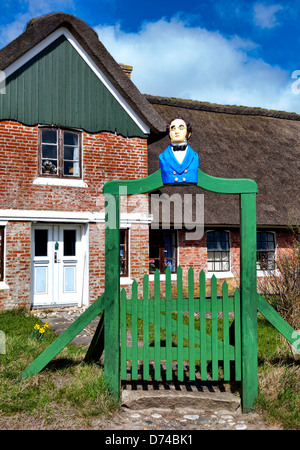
left=240, top=193, right=258, bottom=413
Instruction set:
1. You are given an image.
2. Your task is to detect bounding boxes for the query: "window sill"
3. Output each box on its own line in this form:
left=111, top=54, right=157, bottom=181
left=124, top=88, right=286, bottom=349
left=0, top=282, right=9, bottom=290
left=120, top=277, right=133, bottom=285
left=33, top=177, right=88, bottom=188
left=206, top=271, right=234, bottom=279
left=149, top=273, right=177, bottom=281
left=257, top=270, right=279, bottom=278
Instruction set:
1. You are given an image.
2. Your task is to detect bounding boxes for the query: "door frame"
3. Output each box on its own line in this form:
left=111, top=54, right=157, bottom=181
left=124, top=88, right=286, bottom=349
left=30, top=222, right=89, bottom=308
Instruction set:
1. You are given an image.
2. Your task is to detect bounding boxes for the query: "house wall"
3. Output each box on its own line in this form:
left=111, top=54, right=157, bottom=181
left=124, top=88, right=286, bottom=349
left=148, top=229, right=296, bottom=299
left=0, top=121, right=149, bottom=310
left=0, top=221, right=31, bottom=309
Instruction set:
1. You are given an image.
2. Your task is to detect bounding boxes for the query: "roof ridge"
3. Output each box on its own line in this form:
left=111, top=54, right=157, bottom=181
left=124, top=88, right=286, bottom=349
left=144, top=94, right=300, bottom=121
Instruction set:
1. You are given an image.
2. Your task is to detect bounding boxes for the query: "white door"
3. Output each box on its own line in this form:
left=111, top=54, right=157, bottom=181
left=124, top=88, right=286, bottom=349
left=32, top=224, right=84, bottom=306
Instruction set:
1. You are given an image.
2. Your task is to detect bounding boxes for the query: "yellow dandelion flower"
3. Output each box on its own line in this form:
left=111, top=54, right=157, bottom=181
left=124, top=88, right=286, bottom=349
left=39, top=327, right=45, bottom=334
left=34, top=324, right=40, bottom=330
left=44, top=323, right=49, bottom=329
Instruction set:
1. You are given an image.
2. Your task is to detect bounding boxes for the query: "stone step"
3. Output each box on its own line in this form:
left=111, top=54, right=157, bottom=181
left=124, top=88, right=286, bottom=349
left=121, top=389, right=240, bottom=412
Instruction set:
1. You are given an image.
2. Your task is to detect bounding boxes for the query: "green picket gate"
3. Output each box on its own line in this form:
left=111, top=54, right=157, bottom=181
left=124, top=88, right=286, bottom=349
left=20, top=168, right=300, bottom=413
left=120, top=266, right=241, bottom=383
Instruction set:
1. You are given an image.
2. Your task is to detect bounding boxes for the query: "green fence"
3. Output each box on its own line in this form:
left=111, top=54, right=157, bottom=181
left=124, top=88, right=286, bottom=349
left=121, top=266, right=241, bottom=383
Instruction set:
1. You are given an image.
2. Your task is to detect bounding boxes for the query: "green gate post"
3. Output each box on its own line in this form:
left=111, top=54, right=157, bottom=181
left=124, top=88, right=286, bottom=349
left=240, top=193, right=258, bottom=412
left=104, top=193, right=120, bottom=399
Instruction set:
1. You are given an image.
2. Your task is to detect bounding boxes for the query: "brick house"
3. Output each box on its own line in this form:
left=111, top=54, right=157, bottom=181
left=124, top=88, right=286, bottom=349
left=0, top=13, right=165, bottom=309
left=0, top=13, right=299, bottom=309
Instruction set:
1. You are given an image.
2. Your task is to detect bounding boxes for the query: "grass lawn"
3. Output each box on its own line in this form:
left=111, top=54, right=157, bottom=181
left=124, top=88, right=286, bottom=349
left=0, top=309, right=118, bottom=429
left=0, top=308, right=299, bottom=429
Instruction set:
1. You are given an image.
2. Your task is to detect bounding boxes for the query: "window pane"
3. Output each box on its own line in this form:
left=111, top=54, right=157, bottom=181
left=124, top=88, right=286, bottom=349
left=63, top=161, right=79, bottom=176
left=64, top=230, right=76, bottom=256
left=42, top=129, right=57, bottom=144
left=207, top=239, right=214, bottom=250
left=215, top=261, right=221, bottom=271
left=149, top=230, right=177, bottom=273
left=42, top=144, right=57, bottom=159
left=149, top=245, right=160, bottom=259
left=42, top=159, right=57, bottom=174
left=222, top=252, right=229, bottom=262
left=207, top=261, right=213, bottom=272
left=149, top=259, right=159, bottom=272
left=120, top=230, right=128, bottom=276
left=214, top=251, right=221, bottom=261
left=35, top=230, right=48, bottom=257
left=64, top=131, right=78, bottom=146
left=64, top=146, right=79, bottom=161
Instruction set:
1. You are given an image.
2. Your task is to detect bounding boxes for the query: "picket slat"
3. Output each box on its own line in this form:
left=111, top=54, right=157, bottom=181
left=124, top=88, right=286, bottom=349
left=199, top=270, right=207, bottom=381
left=131, top=280, right=138, bottom=380
left=222, top=281, right=230, bottom=380
left=142, top=274, right=149, bottom=380
left=177, top=266, right=184, bottom=381
left=120, top=288, right=127, bottom=380
left=234, top=289, right=242, bottom=381
left=154, top=269, right=161, bottom=380
left=211, top=275, right=218, bottom=380
left=188, top=267, right=195, bottom=380
left=165, top=267, right=172, bottom=379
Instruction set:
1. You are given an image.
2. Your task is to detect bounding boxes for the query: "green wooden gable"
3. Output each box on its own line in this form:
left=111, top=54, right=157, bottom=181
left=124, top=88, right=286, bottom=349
left=0, top=35, right=147, bottom=138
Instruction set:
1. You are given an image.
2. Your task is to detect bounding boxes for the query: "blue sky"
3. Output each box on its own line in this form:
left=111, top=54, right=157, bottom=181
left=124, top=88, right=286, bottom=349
left=1, top=0, right=300, bottom=113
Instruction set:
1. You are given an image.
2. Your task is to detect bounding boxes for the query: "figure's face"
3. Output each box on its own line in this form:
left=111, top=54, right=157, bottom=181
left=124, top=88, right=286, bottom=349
left=169, top=119, right=188, bottom=143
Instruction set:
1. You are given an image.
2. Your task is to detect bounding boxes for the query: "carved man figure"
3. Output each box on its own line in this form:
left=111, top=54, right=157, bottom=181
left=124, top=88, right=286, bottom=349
left=159, top=116, right=199, bottom=184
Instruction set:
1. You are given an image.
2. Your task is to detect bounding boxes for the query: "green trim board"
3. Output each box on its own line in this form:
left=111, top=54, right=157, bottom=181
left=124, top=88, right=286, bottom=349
left=257, top=294, right=300, bottom=349
left=20, top=293, right=107, bottom=379
left=0, top=35, right=147, bottom=138
left=103, top=168, right=258, bottom=195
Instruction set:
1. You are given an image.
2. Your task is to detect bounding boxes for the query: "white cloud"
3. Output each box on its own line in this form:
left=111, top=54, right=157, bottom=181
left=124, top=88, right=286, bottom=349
left=0, top=0, right=74, bottom=48
left=253, top=3, right=283, bottom=29
left=95, top=17, right=299, bottom=113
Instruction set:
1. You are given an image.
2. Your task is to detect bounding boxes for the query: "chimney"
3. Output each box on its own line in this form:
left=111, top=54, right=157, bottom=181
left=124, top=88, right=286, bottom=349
left=119, top=64, right=133, bottom=79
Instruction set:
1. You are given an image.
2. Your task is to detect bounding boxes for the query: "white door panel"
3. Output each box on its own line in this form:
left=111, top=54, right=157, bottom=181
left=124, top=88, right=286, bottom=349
left=32, top=224, right=84, bottom=306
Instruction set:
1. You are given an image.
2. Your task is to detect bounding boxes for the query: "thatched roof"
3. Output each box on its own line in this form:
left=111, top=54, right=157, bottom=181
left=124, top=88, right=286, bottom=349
left=146, top=95, right=300, bottom=227
left=0, top=13, right=165, bottom=134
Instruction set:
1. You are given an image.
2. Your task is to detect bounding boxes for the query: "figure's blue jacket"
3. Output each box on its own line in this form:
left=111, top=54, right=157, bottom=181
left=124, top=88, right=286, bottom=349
left=159, top=145, right=199, bottom=184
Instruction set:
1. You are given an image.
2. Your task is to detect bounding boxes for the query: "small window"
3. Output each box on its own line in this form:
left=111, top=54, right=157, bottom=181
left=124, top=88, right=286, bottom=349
left=120, top=230, right=129, bottom=277
left=39, top=128, right=81, bottom=178
left=207, top=230, right=230, bottom=272
left=149, top=230, right=177, bottom=273
left=0, top=227, right=5, bottom=282
left=257, top=231, right=276, bottom=270
left=34, top=229, right=48, bottom=257
left=64, top=230, right=76, bottom=257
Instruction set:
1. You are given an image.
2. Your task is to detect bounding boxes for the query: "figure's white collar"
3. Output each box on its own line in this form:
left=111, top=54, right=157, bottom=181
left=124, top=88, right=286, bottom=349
left=172, top=144, right=188, bottom=164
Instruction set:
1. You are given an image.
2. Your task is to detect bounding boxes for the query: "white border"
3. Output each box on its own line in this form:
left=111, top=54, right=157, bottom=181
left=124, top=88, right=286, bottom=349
left=3, top=28, right=150, bottom=135
left=0, top=209, right=153, bottom=225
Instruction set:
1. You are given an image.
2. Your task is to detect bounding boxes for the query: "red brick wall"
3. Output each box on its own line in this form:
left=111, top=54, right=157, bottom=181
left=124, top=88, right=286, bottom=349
left=0, top=121, right=149, bottom=310
left=0, top=222, right=31, bottom=309
left=0, top=121, right=148, bottom=212
left=148, top=230, right=295, bottom=299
